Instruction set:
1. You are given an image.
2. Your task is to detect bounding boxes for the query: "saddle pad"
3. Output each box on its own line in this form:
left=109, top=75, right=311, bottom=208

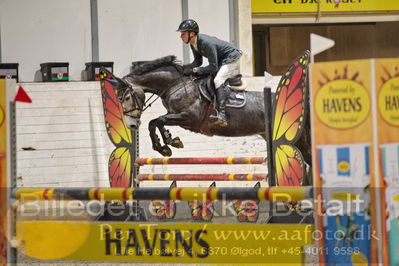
left=226, top=90, right=246, bottom=108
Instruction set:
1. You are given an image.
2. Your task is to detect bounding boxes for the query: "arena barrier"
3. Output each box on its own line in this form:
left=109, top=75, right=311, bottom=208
left=13, top=186, right=312, bottom=202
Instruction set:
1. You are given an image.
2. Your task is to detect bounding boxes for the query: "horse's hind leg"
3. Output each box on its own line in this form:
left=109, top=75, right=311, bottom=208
left=158, top=126, right=184, bottom=148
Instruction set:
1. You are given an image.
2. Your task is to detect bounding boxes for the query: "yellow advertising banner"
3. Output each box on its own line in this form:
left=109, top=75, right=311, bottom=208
left=252, top=0, right=399, bottom=13
left=374, top=58, right=399, bottom=266
left=310, top=60, right=377, bottom=264
left=0, top=79, right=7, bottom=265
left=310, top=59, right=373, bottom=146
left=375, top=58, right=399, bottom=143
left=16, top=221, right=314, bottom=264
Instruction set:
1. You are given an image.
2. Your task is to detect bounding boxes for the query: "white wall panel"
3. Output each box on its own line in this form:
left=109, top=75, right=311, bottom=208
left=186, top=0, right=230, bottom=64
left=16, top=81, right=113, bottom=187
left=0, top=0, right=232, bottom=81
left=0, top=0, right=92, bottom=81
left=98, top=0, right=183, bottom=77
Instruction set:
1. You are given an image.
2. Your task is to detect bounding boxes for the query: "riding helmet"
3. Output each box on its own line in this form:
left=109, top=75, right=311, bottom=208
left=176, top=19, right=199, bottom=33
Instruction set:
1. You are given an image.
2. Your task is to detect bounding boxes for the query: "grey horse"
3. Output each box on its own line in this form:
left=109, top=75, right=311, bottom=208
left=102, top=55, right=311, bottom=168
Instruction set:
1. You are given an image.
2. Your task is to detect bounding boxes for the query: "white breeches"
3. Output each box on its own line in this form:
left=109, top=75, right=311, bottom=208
left=214, top=59, right=240, bottom=88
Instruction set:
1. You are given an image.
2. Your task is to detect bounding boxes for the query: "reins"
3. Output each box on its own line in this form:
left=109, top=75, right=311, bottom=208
left=142, top=94, right=157, bottom=112
left=140, top=75, right=194, bottom=112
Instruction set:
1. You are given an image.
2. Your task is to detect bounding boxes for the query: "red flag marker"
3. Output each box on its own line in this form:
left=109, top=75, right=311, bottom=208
left=14, top=86, right=32, bottom=103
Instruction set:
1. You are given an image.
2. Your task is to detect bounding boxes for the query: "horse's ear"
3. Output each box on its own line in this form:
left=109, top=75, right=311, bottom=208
left=104, top=75, right=130, bottom=91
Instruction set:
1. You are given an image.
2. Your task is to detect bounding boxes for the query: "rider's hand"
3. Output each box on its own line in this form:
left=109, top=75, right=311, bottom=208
left=183, top=67, right=194, bottom=76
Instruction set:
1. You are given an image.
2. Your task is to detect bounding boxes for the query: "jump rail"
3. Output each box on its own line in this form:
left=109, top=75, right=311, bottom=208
left=136, top=173, right=267, bottom=182
left=135, top=157, right=267, bottom=166
left=13, top=186, right=312, bottom=202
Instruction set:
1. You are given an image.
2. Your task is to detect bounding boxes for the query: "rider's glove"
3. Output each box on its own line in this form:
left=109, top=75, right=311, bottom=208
left=183, top=67, right=194, bottom=76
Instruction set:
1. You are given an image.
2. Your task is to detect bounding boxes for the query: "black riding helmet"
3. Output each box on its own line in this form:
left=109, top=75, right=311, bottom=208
left=176, top=19, right=199, bottom=33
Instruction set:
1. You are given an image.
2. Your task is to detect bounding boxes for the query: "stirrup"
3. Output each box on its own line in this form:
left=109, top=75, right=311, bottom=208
left=209, top=110, right=219, bottom=122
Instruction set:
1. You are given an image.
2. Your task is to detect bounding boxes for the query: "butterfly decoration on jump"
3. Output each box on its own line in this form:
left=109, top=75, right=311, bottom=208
left=271, top=50, right=310, bottom=186
left=188, top=200, right=214, bottom=221
left=101, top=78, right=134, bottom=187
left=151, top=181, right=176, bottom=219
left=151, top=200, right=176, bottom=219
left=187, top=182, right=216, bottom=221
left=232, top=182, right=260, bottom=223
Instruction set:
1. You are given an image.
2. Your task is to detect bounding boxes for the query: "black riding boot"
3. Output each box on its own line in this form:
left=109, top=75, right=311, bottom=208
left=209, top=85, right=228, bottom=127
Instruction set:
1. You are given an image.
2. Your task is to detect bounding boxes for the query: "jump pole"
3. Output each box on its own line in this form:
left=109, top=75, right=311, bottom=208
left=135, top=156, right=267, bottom=166
left=136, top=173, right=267, bottom=182
left=13, top=186, right=313, bottom=202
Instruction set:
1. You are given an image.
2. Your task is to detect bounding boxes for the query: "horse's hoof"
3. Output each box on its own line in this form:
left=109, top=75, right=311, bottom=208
left=171, top=137, right=184, bottom=148
left=160, top=145, right=172, bottom=157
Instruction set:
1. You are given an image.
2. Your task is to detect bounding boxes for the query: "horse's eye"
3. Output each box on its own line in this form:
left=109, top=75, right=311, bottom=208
left=125, top=96, right=131, bottom=101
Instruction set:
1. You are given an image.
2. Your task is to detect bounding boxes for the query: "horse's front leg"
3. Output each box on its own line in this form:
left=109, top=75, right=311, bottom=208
left=149, top=119, right=172, bottom=157
left=158, top=126, right=184, bottom=149
left=149, top=112, right=190, bottom=157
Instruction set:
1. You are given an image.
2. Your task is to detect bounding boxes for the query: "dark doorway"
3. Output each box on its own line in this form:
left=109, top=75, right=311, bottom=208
left=253, top=21, right=399, bottom=76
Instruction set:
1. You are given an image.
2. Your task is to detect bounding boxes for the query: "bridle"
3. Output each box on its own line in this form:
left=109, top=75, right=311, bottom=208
left=119, top=86, right=144, bottom=118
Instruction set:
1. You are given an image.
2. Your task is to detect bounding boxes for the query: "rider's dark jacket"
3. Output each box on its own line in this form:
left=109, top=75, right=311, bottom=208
left=188, top=33, right=242, bottom=76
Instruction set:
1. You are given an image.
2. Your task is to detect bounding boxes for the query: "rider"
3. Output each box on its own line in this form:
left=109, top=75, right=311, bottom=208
left=177, top=19, right=242, bottom=127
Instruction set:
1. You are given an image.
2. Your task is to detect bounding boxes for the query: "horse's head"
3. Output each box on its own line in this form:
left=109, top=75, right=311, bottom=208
left=101, top=68, right=145, bottom=130
left=116, top=82, right=145, bottom=130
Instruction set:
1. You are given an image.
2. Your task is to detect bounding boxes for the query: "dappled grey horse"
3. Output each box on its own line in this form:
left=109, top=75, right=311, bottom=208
left=102, top=55, right=311, bottom=167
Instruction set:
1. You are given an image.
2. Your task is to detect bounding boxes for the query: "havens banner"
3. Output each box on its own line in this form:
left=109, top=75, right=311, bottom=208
left=310, top=59, right=373, bottom=145
left=310, top=58, right=399, bottom=265
left=16, top=221, right=314, bottom=264
left=375, top=58, right=399, bottom=265
left=310, top=59, right=374, bottom=264
left=252, top=0, right=399, bottom=13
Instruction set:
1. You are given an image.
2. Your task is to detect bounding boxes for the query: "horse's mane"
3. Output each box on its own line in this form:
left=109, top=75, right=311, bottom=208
left=129, top=55, right=183, bottom=76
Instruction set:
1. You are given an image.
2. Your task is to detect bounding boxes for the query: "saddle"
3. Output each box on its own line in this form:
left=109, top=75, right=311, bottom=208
left=198, top=74, right=247, bottom=108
